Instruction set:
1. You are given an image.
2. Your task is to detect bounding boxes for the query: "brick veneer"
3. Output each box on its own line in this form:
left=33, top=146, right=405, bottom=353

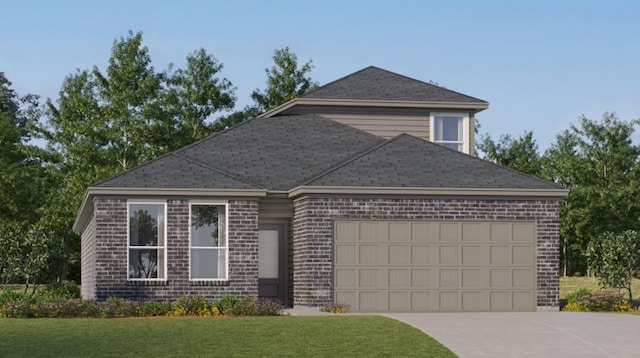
left=89, top=198, right=259, bottom=300
left=292, top=196, right=561, bottom=309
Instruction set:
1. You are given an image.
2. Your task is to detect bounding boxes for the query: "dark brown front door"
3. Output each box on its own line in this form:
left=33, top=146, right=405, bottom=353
left=258, top=224, right=285, bottom=302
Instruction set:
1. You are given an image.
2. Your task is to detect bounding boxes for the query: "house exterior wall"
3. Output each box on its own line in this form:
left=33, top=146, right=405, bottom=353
left=80, top=215, right=97, bottom=299
left=90, top=197, right=259, bottom=300
left=292, top=196, right=560, bottom=309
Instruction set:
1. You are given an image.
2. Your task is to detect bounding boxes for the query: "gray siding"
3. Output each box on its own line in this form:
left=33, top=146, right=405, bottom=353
left=282, top=105, right=431, bottom=141
left=80, top=216, right=96, bottom=299
left=292, top=197, right=560, bottom=309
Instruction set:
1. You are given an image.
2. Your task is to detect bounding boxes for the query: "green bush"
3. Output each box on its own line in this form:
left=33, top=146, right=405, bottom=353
left=228, top=297, right=282, bottom=316
left=562, top=289, right=635, bottom=312
left=565, top=288, right=592, bottom=304
left=214, top=296, right=240, bottom=315
left=173, top=296, right=212, bottom=316
left=138, top=300, right=172, bottom=316
left=0, top=295, right=283, bottom=318
left=38, top=281, right=80, bottom=301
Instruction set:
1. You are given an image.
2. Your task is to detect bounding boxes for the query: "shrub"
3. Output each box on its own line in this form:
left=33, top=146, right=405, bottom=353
left=0, top=290, right=35, bottom=305
left=138, top=300, right=172, bottom=316
left=321, top=302, right=350, bottom=314
left=171, top=296, right=213, bottom=316
left=228, top=297, right=282, bottom=316
left=562, top=289, right=636, bottom=312
left=214, top=296, right=240, bottom=315
left=565, top=288, right=592, bottom=304
left=38, top=281, right=80, bottom=301
left=99, top=297, right=139, bottom=318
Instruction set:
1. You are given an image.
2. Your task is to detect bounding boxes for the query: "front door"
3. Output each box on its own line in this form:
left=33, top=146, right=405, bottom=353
left=258, top=224, right=285, bottom=302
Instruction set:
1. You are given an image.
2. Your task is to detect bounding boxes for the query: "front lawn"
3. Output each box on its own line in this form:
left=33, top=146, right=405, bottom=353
left=0, top=316, right=455, bottom=357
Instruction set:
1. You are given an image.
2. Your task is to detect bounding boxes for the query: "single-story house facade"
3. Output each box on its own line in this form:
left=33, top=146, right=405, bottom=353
left=75, top=66, right=567, bottom=312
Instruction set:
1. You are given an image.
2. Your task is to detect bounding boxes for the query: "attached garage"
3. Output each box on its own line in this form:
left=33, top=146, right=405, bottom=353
left=334, top=220, right=537, bottom=312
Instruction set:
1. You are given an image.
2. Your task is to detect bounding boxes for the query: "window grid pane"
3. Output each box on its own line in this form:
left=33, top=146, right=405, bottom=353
left=128, top=203, right=166, bottom=280
left=190, top=204, right=228, bottom=280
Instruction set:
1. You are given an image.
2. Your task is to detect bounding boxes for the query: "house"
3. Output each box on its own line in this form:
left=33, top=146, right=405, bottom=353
left=74, top=66, right=567, bottom=312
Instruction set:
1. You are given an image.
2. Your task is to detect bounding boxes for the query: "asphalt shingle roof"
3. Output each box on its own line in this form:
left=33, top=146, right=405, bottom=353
left=301, top=66, right=487, bottom=103
left=95, top=153, right=261, bottom=189
left=305, top=134, right=562, bottom=190
left=96, top=115, right=561, bottom=191
left=97, top=115, right=385, bottom=191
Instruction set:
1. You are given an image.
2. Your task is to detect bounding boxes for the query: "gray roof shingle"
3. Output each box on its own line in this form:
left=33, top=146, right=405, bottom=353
left=305, top=134, right=562, bottom=190
left=301, top=66, right=487, bottom=103
left=95, top=153, right=261, bottom=189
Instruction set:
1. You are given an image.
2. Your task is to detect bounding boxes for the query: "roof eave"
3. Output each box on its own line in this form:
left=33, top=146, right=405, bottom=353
left=288, top=186, right=569, bottom=198
left=260, top=98, right=490, bottom=118
left=72, top=187, right=268, bottom=232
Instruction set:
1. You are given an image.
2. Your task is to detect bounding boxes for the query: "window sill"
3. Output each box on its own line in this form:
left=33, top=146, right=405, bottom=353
left=190, top=280, right=231, bottom=287
left=126, top=280, right=168, bottom=286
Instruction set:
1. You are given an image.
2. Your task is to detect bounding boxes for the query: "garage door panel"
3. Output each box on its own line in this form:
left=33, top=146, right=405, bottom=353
left=462, top=245, right=481, bottom=265
left=389, top=269, right=409, bottom=287
left=411, top=269, right=430, bottom=287
left=462, top=223, right=482, bottom=241
left=334, top=220, right=536, bottom=312
left=360, top=222, right=380, bottom=242
left=411, top=223, right=431, bottom=242
left=513, top=223, right=535, bottom=242
left=439, top=245, right=459, bottom=265
left=389, top=245, right=410, bottom=264
left=335, top=268, right=356, bottom=287
left=336, top=222, right=357, bottom=242
left=389, top=222, right=411, bottom=241
left=359, top=269, right=379, bottom=287
left=462, top=269, right=481, bottom=288
left=513, top=246, right=533, bottom=265
left=411, top=245, right=430, bottom=265
left=513, top=269, right=533, bottom=288
left=359, top=245, right=379, bottom=264
left=439, top=223, right=459, bottom=241
left=336, top=244, right=356, bottom=264
left=490, top=245, right=510, bottom=265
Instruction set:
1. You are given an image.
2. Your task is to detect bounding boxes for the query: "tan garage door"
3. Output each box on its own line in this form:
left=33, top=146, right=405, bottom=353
left=334, top=221, right=536, bottom=312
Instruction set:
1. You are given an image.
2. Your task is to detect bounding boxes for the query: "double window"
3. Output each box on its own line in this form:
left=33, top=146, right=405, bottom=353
left=128, top=203, right=166, bottom=280
left=431, top=113, right=469, bottom=154
left=189, top=203, right=228, bottom=280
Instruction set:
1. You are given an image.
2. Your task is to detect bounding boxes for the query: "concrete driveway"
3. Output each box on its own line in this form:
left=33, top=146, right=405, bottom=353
left=386, top=312, right=640, bottom=357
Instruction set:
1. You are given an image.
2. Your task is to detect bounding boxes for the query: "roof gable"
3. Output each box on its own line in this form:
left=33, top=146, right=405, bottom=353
left=301, top=66, right=487, bottom=103
left=305, top=134, right=563, bottom=190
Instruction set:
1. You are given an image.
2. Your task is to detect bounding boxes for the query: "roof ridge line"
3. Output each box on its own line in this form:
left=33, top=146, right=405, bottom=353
left=369, top=67, right=488, bottom=103
left=172, top=153, right=265, bottom=189
left=300, top=66, right=376, bottom=98
left=301, top=133, right=410, bottom=186
left=174, top=117, right=257, bottom=156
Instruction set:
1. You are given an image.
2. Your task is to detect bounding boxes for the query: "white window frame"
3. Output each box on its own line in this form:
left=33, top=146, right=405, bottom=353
left=188, top=201, right=229, bottom=281
left=430, top=112, right=470, bottom=154
left=127, top=201, right=167, bottom=281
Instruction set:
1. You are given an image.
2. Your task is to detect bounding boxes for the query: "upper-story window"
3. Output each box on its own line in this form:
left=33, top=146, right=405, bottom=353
left=430, top=113, right=470, bottom=154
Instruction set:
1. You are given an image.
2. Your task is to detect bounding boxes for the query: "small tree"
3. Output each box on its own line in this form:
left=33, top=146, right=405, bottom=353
left=586, top=230, right=640, bottom=301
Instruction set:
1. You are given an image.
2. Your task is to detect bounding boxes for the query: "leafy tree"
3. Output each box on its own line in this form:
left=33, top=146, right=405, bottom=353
left=586, top=230, right=640, bottom=301
left=250, top=47, right=318, bottom=112
left=543, top=113, right=640, bottom=275
left=42, top=31, right=236, bottom=281
left=0, top=73, right=50, bottom=228
left=478, top=131, right=542, bottom=177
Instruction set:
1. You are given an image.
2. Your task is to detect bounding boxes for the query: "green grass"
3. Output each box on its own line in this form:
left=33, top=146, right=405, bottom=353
left=560, top=276, right=640, bottom=300
left=0, top=316, right=455, bottom=358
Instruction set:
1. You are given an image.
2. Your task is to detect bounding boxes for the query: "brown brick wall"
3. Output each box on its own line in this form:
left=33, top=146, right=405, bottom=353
left=292, top=196, right=560, bottom=309
left=90, top=198, right=259, bottom=300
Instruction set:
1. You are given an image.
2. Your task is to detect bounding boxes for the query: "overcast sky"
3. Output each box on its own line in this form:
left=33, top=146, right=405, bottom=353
left=2, top=0, right=639, bottom=150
